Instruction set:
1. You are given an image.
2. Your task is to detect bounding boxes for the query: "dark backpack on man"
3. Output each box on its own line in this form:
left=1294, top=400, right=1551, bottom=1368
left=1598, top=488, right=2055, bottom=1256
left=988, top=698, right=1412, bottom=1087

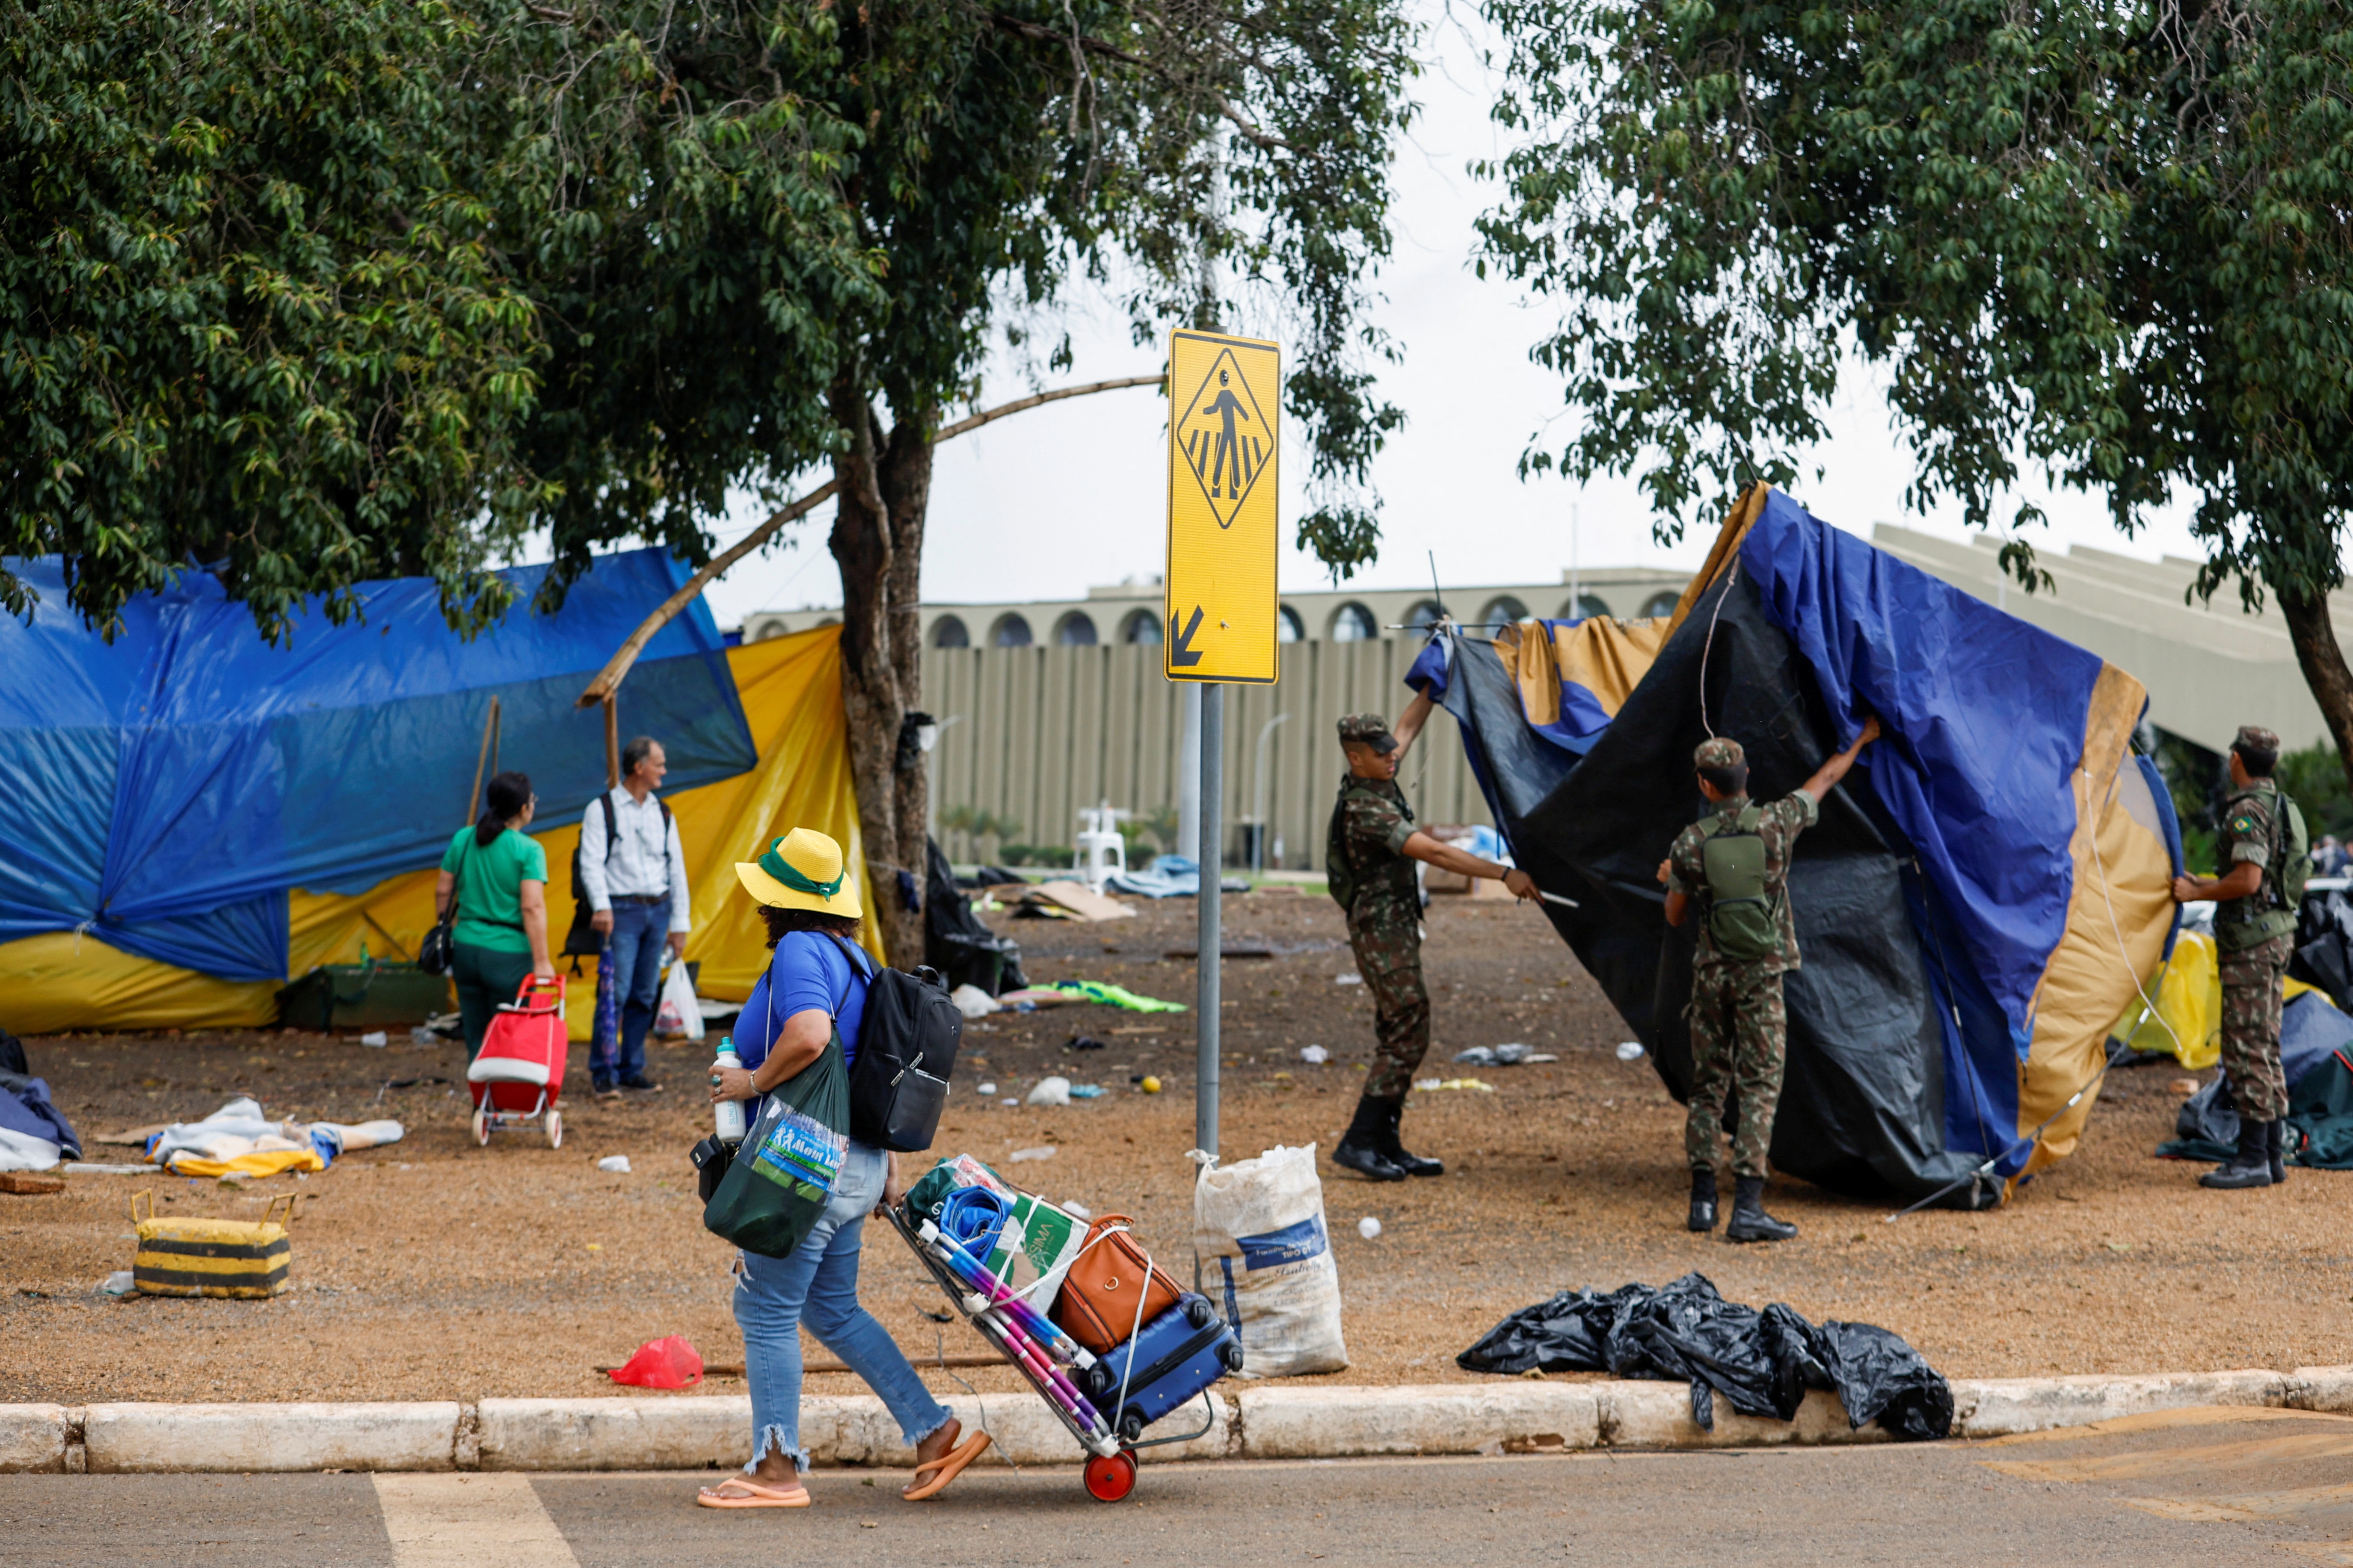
left=564, top=792, right=672, bottom=958
left=823, top=934, right=961, bottom=1151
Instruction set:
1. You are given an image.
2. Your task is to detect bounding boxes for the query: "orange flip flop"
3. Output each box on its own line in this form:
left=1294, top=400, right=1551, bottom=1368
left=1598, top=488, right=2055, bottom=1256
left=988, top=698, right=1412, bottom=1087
left=697, top=1476, right=811, bottom=1509
left=902, top=1429, right=993, bottom=1501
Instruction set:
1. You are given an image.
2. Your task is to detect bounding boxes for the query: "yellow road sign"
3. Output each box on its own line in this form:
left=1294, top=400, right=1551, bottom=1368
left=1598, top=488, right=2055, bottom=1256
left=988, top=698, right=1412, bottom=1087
left=1164, top=329, right=1280, bottom=684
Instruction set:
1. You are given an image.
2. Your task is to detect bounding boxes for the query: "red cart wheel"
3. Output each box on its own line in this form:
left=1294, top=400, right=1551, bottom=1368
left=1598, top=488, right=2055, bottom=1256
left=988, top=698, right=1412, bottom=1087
left=1083, top=1449, right=1137, bottom=1503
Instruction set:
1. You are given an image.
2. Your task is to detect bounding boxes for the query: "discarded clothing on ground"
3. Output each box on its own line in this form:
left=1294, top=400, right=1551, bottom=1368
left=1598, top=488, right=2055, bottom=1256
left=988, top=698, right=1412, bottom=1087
left=925, top=837, right=1027, bottom=996
left=0, top=1044, right=81, bottom=1172
left=1457, top=1272, right=1952, bottom=1440
left=143, top=1098, right=403, bottom=1177
left=1105, top=855, right=1252, bottom=899
left=1043, top=980, right=1188, bottom=1013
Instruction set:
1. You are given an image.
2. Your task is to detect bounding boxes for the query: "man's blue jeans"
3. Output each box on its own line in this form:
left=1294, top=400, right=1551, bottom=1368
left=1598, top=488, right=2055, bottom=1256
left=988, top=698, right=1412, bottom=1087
left=601, top=899, right=670, bottom=1085
left=735, top=1142, right=952, bottom=1473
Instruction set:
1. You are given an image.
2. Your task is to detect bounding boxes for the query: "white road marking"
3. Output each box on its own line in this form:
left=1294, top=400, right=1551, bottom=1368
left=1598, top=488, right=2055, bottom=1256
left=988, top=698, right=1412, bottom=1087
left=372, top=1473, right=580, bottom=1568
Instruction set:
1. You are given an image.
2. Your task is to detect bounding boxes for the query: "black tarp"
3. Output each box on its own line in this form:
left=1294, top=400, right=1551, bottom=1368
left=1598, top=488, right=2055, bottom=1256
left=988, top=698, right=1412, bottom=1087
left=924, top=838, right=1027, bottom=996
left=1433, top=570, right=1999, bottom=1207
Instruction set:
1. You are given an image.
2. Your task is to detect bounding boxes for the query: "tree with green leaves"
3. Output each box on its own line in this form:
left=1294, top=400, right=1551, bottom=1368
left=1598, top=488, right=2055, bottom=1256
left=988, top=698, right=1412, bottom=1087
left=1476, top=0, right=2353, bottom=782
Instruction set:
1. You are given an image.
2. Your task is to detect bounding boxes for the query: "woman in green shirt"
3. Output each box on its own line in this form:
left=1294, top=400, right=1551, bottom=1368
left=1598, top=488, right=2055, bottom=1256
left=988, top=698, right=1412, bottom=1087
left=436, top=771, right=555, bottom=1057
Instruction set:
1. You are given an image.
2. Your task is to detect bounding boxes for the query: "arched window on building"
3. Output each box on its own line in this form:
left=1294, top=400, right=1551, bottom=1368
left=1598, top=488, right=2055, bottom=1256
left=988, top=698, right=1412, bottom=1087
left=1121, top=609, right=1163, bottom=644
left=991, top=613, right=1033, bottom=648
left=1478, top=595, right=1531, bottom=633
left=1405, top=599, right=1444, bottom=635
left=1640, top=590, right=1682, bottom=619
left=1329, top=602, right=1378, bottom=642
left=1055, top=612, right=1099, bottom=647
left=1559, top=593, right=1612, bottom=621
left=1277, top=605, right=1305, bottom=643
left=931, top=615, right=970, bottom=648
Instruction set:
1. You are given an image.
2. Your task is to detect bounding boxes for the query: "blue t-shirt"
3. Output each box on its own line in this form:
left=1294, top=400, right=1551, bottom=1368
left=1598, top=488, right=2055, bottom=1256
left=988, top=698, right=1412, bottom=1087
left=735, top=932, right=871, bottom=1124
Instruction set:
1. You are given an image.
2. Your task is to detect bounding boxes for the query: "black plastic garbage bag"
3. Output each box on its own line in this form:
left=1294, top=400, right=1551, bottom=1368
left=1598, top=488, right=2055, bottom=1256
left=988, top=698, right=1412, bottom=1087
left=924, top=838, right=1027, bottom=996
left=1458, top=1272, right=1950, bottom=1440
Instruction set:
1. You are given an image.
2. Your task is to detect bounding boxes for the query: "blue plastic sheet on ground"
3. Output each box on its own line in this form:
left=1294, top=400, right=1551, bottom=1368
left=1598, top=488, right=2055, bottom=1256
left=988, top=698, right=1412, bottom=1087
left=0, top=550, right=753, bottom=980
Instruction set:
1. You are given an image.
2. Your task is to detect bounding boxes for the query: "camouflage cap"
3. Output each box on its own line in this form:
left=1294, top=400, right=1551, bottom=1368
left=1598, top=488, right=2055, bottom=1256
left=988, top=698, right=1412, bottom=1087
left=1338, top=713, right=1399, bottom=753
left=2234, top=725, right=2280, bottom=757
left=1693, top=737, right=1745, bottom=770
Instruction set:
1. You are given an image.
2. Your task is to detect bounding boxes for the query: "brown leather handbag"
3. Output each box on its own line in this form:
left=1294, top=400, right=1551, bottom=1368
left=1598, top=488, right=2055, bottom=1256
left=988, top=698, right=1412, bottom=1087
left=1051, top=1214, right=1183, bottom=1354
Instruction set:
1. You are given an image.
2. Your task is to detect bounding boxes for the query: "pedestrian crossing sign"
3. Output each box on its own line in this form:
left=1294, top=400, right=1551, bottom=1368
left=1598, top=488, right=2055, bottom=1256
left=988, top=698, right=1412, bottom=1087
left=1165, top=329, right=1280, bottom=684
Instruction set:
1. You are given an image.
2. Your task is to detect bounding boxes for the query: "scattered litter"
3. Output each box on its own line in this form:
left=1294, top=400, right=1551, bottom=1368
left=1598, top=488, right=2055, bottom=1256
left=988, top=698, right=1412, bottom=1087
left=607, top=1335, right=703, bottom=1389
left=1412, top=1078, right=1495, bottom=1093
left=1067, top=1035, right=1107, bottom=1051
left=1005, top=879, right=1138, bottom=922
left=1335, top=973, right=1362, bottom=985
left=1457, top=1273, right=1952, bottom=1440
left=1529, top=1053, right=1559, bottom=1064
left=358, top=1031, right=388, bottom=1048
left=1009, top=1145, right=1057, bottom=1163
left=2170, top=1077, right=2199, bottom=1098
left=409, top=1026, right=439, bottom=1045
left=1064, top=1201, right=1093, bottom=1220
left=977, top=1082, right=998, bottom=1095
left=1026, top=1077, right=1073, bottom=1107
left=950, top=984, right=1002, bottom=1020
left=1454, top=1047, right=1494, bottom=1066
left=0, top=1172, right=63, bottom=1195
left=1068, top=1084, right=1107, bottom=1100
left=1140, top=1077, right=1164, bottom=1094
left=1357, top=1216, right=1382, bottom=1240
left=993, top=988, right=1073, bottom=1009
left=597, top=1156, right=632, bottom=1174
left=101, top=1270, right=136, bottom=1297
left=1001, top=1098, right=1019, bottom=1107
left=1615, top=1041, right=1646, bottom=1062
left=1299, top=1045, right=1329, bottom=1065
left=56, top=1163, right=149, bottom=1175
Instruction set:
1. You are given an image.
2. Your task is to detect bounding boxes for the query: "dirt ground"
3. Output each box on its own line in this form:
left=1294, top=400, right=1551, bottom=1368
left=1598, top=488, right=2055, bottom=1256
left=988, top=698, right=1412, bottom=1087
left=6, top=891, right=2349, bottom=1410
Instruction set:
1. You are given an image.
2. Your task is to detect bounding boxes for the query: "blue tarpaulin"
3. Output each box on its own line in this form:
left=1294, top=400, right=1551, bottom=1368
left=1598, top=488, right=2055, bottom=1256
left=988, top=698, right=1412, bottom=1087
left=0, top=551, right=755, bottom=981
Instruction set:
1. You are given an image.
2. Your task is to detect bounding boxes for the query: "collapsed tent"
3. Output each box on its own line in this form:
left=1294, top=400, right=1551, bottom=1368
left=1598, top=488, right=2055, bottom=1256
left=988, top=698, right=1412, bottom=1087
left=1, top=553, right=879, bottom=1037
left=1415, top=488, right=2180, bottom=1205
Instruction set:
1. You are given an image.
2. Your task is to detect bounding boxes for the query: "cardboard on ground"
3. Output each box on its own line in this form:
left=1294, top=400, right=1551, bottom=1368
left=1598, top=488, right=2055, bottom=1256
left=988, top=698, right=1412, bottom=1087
left=1164, top=329, right=1280, bottom=684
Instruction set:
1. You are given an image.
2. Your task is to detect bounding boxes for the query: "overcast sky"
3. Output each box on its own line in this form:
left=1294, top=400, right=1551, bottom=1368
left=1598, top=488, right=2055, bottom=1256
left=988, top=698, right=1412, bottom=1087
left=692, top=4, right=2207, bottom=630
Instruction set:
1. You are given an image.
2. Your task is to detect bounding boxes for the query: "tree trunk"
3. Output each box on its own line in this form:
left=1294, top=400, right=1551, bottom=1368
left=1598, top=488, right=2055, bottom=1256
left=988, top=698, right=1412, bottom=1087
left=2274, top=580, right=2353, bottom=794
left=827, top=376, right=935, bottom=967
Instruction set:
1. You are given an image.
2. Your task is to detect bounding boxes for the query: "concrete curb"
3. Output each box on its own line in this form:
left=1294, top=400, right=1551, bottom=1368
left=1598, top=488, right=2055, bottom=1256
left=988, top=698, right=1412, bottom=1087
left=5, top=1368, right=2348, bottom=1473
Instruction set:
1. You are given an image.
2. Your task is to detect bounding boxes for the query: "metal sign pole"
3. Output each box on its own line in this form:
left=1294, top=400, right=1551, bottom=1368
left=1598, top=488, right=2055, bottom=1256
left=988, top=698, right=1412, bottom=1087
left=1197, top=682, right=1224, bottom=1161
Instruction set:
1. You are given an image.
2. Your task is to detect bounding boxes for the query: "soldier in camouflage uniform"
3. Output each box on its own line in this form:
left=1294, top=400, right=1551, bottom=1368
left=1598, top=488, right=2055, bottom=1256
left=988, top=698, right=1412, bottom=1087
left=1657, top=720, right=1879, bottom=1242
left=2175, top=725, right=2303, bottom=1189
left=1328, top=697, right=1538, bottom=1182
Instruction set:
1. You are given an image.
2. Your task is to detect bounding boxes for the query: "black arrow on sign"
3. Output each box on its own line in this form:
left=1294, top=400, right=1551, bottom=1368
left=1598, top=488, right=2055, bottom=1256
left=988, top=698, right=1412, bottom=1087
left=1169, top=606, right=1205, bottom=667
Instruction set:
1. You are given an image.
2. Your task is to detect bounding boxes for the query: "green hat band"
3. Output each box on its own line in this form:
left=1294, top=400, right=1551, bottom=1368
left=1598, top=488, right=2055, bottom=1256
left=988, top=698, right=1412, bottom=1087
left=759, top=839, right=845, bottom=898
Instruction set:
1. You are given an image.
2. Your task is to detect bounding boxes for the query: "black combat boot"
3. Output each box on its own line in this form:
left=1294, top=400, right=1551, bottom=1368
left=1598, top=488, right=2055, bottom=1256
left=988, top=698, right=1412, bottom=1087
left=1377, top=1100, right=1444, bottom=1177
left=1332, top=1096, right=1405, bottom=1182
left=1687, top=1168, right=1719, bottom=1232
left=1724, top=1176, right=1796, bottom=1243
left=2269, top=1118, right=2290, bottom=1185
left=2200, top=1117, right=2273, bottom=1189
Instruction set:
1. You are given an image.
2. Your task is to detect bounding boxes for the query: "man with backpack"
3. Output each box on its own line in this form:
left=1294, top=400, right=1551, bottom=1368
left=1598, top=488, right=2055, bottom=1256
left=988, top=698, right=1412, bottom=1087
left=1327, top=700, right=1539, bottom=1183
left=2175, top=725, right=2306, bottom=1190
left=1657, top=719, right=1880, bottom=1243
left=578, top=736, right=691, bottom=1097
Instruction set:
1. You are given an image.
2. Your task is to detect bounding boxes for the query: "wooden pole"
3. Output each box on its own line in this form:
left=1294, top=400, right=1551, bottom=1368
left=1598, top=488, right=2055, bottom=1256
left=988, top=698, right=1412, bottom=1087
left=574, top=374, right=1162, bottom=710
left=603, top=695, right=619, bottom=789
left=466, top=697, right=500, bottom=825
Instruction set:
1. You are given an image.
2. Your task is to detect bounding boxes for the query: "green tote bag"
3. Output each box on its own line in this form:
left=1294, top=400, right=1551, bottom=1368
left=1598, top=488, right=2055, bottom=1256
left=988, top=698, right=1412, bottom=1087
left=703, top=961, right=856, bottom=1258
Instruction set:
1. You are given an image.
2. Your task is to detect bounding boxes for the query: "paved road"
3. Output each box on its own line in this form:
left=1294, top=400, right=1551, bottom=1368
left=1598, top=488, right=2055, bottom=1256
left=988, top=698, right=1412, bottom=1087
left=7, top=1407, right=2352, bottom=1567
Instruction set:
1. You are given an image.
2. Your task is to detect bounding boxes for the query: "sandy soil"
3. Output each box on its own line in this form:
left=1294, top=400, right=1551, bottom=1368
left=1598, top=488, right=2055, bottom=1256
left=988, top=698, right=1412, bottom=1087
left=6, top=891, right=2347, bottom=1409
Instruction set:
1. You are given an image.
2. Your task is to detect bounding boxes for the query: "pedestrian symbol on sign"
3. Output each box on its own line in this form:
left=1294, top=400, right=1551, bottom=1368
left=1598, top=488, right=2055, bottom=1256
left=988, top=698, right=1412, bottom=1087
left=1176, top=349, right=1271, bottom=529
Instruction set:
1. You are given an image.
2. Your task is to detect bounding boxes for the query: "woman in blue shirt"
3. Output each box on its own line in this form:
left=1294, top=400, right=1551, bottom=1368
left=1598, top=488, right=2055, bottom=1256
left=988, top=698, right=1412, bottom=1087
left=699, top=827, right=990, bottom=1509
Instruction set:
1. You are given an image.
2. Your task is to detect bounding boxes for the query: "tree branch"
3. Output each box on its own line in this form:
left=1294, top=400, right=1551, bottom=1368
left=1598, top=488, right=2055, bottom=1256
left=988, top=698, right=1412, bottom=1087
left=575, top=372, right=1161, bottom=707
left=985, top=11, right=1296, bottom=153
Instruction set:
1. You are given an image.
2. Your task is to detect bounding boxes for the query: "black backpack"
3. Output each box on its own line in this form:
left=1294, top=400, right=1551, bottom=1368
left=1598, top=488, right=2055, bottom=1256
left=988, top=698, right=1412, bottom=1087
left=564, top=792, right=672, bottom=958
left=823, top=933, right=960, bottom=1151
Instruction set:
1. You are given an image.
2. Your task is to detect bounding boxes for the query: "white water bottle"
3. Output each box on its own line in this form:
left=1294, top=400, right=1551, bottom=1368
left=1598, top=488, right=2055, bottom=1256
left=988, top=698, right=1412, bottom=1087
left=712, top=1038, right=747, bottom=1144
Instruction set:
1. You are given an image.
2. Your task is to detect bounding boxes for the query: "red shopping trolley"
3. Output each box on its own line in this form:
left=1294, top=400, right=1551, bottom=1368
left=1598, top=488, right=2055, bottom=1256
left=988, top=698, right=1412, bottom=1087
left=466, top=974, right=568, bottom=1147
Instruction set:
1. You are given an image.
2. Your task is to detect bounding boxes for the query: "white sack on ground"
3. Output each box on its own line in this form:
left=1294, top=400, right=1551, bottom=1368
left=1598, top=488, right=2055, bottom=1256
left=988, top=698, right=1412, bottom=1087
left=1193, top=1142, right=1348, bottom=1377
left=0, top=1127, right=62, bottom=1172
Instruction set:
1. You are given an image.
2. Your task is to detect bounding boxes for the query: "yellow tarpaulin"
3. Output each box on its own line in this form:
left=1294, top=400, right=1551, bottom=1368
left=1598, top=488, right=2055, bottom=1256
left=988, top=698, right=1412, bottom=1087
left=2110, top=928, right=2329, bottom=1071
left=1, top=628, right=875, bottom=1038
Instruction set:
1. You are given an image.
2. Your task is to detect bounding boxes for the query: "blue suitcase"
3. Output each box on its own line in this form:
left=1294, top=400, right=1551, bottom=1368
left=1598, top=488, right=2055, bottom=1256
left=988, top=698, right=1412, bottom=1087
left=1080, top=1292, right=1244, bottom=1442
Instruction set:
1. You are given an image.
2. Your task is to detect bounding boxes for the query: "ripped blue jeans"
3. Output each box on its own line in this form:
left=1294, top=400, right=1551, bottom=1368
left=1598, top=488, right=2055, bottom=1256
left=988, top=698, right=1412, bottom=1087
left=734, top=1139, right=952, bottom=1474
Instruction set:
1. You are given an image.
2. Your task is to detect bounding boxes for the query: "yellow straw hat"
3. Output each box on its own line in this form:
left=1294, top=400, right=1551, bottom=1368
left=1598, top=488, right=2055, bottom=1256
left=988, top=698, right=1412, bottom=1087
left=734, top=827, right=862, bottom=918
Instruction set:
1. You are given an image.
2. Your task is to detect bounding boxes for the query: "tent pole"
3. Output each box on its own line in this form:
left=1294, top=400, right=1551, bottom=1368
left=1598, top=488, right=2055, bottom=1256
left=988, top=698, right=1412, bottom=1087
left=604, top=695, right=619, bottom=788
left=467, top=697, right=499, bottom=825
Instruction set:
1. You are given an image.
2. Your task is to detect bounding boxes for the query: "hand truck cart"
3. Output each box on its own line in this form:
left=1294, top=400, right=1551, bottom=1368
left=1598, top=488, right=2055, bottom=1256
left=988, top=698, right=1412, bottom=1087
left=888, top=1204, right=1221, bottom=1502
